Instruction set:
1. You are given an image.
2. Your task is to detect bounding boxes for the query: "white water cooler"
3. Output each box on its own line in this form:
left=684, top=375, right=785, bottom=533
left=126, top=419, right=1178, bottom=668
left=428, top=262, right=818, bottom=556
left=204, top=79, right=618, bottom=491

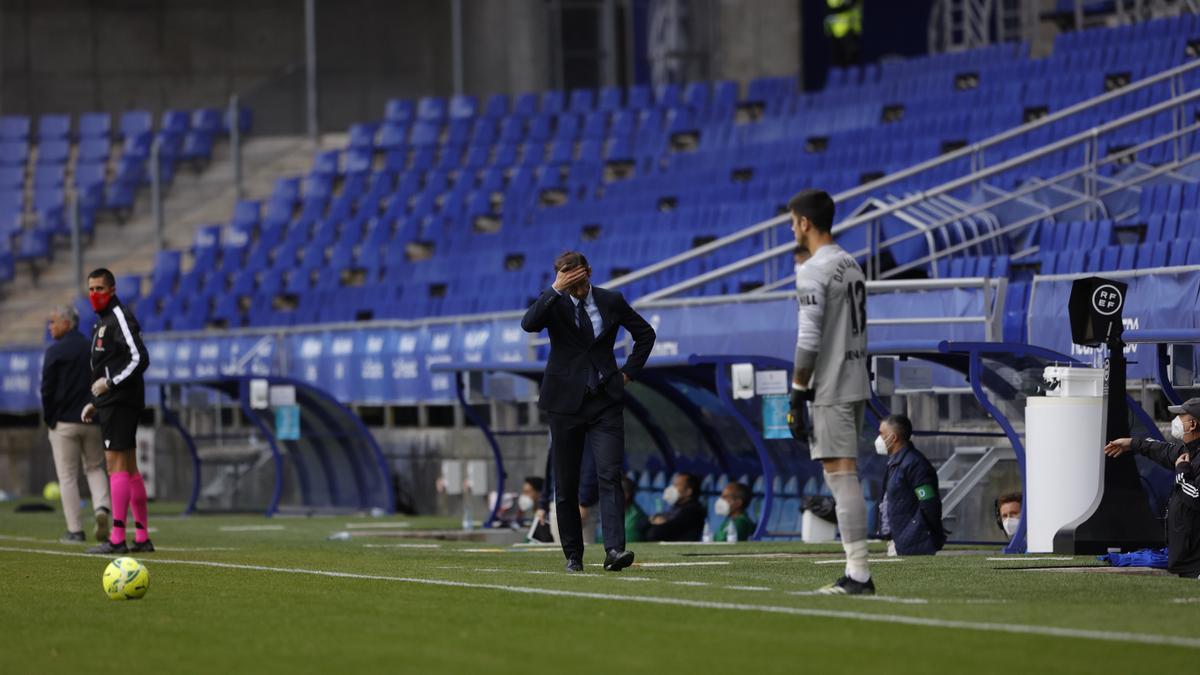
left=1024, top=366, right=1107, bottom=553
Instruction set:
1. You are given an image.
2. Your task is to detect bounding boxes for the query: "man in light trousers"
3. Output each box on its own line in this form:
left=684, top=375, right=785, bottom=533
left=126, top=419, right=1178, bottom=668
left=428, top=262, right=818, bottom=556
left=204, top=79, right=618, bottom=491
left=41, top=304, right=110, bottom=543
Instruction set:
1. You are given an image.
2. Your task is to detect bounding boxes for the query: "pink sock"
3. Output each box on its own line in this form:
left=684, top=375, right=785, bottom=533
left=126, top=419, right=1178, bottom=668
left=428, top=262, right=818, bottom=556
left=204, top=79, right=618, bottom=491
left=129, top=473, right=149, bottom=543
left=109, top=471, right=130, bottom=545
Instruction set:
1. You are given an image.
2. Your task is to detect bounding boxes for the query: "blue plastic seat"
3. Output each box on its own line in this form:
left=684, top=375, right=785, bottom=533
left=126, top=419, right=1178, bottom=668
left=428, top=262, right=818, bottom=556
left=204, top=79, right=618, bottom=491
left=119, top=111, right=153, bottom=139
left=79, top=112, right=111, bottom=139
left=37, top=115, right=71, bottom=141
left=0, top=116, right=30, bottom=141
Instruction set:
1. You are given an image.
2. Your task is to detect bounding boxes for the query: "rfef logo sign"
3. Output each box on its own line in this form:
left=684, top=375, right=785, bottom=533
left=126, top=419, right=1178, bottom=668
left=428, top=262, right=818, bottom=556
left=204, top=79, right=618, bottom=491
left=1091, top=284, right=1123, bottom=316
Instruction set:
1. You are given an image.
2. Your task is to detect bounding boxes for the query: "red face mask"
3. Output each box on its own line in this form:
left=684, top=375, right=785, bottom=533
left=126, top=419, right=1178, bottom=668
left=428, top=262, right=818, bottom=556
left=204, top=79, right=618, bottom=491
left=89, top=291, right=112, bottom=312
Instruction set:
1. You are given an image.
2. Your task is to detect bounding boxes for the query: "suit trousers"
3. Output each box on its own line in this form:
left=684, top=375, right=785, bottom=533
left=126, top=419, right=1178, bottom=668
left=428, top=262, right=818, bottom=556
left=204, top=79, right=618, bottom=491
left=47, top=422, right=110, bottom=533
left=547, top=390, right=626, bottom=560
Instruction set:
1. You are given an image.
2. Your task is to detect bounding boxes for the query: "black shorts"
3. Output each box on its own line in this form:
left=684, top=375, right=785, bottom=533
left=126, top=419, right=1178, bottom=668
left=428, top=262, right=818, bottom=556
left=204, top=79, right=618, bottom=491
left=96, top=405, right=140, bottom=452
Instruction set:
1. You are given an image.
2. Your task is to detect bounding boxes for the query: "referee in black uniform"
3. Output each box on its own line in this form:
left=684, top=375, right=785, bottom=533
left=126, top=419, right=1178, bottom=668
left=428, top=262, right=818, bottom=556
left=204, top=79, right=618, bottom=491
left=82, top=268, right=153, bottom=555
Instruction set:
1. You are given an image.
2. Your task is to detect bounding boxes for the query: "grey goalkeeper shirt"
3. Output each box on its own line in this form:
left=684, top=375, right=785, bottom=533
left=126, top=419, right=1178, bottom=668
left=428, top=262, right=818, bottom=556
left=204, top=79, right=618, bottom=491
left=794, top=243, right=871, bottom=405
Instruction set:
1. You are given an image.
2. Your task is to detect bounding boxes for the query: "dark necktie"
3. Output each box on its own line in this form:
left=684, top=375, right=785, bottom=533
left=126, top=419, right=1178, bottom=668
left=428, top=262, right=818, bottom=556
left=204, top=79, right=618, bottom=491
left=577, top=298, right=599, bottom=391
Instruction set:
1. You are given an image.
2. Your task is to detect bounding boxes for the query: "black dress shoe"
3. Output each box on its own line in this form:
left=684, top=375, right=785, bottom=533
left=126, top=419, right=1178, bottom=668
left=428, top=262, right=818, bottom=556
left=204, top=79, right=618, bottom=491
left=603, top=549, right=635, bottom=572
left=565, top=557, right=584, bottom=573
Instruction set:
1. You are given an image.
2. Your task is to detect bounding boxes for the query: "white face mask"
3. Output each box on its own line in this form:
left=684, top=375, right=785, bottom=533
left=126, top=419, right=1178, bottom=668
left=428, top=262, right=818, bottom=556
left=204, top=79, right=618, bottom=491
left=662, top=485, right=680, bottom=505
left=1171, top=416, right=1186, bottom=440
left=874, top=435, right=889, bottom=456
left=1002, top=516, right=1020, bottom=537
left=518, top=494, right=535, bottom=512
left=714, top=497, right=731, bottom=517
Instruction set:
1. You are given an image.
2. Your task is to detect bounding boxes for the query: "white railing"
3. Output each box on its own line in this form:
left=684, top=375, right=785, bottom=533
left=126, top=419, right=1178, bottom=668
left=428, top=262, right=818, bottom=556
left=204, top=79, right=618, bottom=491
left=599, top=57, right=1200, bottom=300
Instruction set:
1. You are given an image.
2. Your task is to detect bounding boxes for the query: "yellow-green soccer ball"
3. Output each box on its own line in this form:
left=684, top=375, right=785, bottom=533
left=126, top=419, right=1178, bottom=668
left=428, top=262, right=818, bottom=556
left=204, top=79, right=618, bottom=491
left=42, top=481, right=60, bottom=501
left=102, top=557, right=149, bottom=600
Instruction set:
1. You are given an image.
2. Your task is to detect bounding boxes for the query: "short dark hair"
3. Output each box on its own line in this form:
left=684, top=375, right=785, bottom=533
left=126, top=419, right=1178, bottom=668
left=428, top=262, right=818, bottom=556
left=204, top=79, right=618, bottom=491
left=998, top=492, right=1022, bottom=507
left=728, top=481, right=751, bottom=505
left=554, top=250, right=589, bottom=272
left=524, top=476, right=544, bottom=493
left=787, top=189, right=835, bottom=233
left=793, top=244, right=809, bottom=259
left=87, top=268, right=116, bottom=288
left=883, top=414, right=913, bottom=441
left=677, top=472, right=700, bottom=494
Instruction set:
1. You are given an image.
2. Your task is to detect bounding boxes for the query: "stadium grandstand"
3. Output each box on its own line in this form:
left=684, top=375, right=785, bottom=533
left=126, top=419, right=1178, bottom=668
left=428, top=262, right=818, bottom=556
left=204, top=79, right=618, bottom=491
left=2, top=1, right=1200, bottom=671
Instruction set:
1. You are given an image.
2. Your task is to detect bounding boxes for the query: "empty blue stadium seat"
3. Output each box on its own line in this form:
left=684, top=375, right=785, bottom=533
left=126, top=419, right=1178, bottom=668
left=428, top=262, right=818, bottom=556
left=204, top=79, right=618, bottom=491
left=119, top=111, right=153, bottom=139
left=79, top=112, right=111, bottom=139
left=0, top=116, right=30, bottom=141
left=37, top=115, right=71, bottom=141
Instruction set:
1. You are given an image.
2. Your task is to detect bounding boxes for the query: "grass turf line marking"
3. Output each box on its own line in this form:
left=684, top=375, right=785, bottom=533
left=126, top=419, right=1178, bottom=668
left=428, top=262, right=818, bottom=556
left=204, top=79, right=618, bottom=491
left=4, top=545, right=1199, bottom=650
left=344, top=522, right=412, bottom=529
left=1170, top=598, right=1200, bottom=604
left=364, top=540, right=446, bottom=547
left=670, top=581, right=710, bottom=587
left=724, top=585, right=772, bottom=592
left=219, top=525, right=286, bottom=532
left=987, top=556, right=1074, bottom=562
left=813, top=558, right=904, bottom=565
left=585, top=561, right=730, bottom=569
left=786, top=592, right=929, bottom=605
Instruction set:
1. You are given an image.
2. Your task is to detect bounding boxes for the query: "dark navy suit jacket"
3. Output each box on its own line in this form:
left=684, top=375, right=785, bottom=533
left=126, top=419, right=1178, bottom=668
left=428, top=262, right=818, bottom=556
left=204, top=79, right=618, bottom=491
left=520, top=285, right=656, bottom=414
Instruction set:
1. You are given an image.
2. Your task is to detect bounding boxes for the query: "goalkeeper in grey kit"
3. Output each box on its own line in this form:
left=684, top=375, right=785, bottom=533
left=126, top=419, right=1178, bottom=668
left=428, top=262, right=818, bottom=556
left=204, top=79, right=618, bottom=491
left=786, top=189, right=875, bottom=595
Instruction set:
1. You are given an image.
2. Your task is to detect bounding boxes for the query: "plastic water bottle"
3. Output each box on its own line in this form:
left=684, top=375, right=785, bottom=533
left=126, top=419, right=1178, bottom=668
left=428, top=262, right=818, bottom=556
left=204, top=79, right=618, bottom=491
left=726, top=520, right=738, bottom=543
left=462, top=498, right=473, bottom=531
left=702, top=520, right=713, bottom=543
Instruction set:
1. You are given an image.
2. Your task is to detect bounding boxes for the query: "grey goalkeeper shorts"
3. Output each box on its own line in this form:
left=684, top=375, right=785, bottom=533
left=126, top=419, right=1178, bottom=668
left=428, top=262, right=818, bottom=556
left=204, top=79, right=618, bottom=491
left=810, top=400, right=866, bottom=460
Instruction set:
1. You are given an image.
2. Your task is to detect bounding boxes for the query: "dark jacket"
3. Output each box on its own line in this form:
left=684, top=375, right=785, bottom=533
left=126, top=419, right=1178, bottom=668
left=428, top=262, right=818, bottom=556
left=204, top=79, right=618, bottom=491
left=521, top=285, right=655, bottom=414
left=880, top=444, right=946, bottom=555
left=1132, top=436, right=1200, bottom=577
left=89, top=296, right=149, bottom=409
left=41, top=329, right=94, bottom=428
left=645, top=497, right=707, bottom=542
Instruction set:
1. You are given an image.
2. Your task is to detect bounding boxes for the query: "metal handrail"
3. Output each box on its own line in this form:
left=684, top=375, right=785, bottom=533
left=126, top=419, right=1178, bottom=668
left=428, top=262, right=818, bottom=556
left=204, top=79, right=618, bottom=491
left=634, top=77, right=1200, bottom=302
left=600, top=56, right=1200, bottom=294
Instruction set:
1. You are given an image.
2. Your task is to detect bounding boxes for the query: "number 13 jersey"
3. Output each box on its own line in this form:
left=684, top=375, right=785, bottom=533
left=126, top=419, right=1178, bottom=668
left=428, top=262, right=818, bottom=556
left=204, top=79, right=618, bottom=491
left=794, top=243, right=871, bottom=405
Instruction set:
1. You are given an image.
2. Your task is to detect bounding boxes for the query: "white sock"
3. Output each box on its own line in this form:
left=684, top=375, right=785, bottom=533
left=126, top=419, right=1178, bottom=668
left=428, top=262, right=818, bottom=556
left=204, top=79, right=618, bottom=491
left=825, top=470, right=871, bottom=583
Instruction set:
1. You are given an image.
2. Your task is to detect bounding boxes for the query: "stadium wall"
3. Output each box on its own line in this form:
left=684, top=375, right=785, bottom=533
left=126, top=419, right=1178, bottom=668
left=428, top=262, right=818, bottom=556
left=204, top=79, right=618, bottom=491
left=0, top=0, right=543, bottom=135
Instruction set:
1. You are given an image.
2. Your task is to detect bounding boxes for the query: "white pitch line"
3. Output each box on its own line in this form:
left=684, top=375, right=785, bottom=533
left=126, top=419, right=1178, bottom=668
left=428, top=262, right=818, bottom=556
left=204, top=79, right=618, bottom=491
left=813, top=558, right=904, bottom=565
left=671, top=581, right=710, bottom=587
left=219, top=525, right=286, bottom=532
left=784, top=592, right=929, bottom=606
left=3, top=545, right=1198, bottom=650
left=154, top=547, right=240, bottom=552
left=364, top=540, right=446, bottom=547
left=638, top=561, right=730, bottom=568
left=344, top=522, right=412, bottom=530
left=656, top=541, right=734, bottom=546
left=987, top=556, right=1075, bottom=562
left=586, top=561, right=730, bottom=569
left=1170, top=598, right=1200, bottom=604
left=724, top=585, right=772, bottom=592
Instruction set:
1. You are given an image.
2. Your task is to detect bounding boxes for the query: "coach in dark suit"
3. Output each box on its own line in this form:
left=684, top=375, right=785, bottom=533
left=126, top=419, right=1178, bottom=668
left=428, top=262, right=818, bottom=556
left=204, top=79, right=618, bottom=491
left=521, top=250, right=656, bottom=572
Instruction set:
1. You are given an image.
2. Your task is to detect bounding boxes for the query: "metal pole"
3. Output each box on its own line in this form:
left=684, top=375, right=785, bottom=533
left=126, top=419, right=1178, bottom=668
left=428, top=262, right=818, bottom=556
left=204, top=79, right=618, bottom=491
left=70, top=193, right=81, bottom=293
left=451, top=0, right=464, bottom=95
left=601, top=0, right=618, bottom=87
left=229, top=94, right=242, bottom=200
left=304, top=0, right=319, bottom=145
left=623, top=0, right=636, bottom=87
left=151, top=136, right=163, bottom=252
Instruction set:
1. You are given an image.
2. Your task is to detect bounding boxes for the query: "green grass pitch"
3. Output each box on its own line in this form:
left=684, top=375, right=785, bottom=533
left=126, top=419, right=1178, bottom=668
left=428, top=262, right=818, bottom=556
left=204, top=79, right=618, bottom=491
left=1, top=504, right=1198, bottom=674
